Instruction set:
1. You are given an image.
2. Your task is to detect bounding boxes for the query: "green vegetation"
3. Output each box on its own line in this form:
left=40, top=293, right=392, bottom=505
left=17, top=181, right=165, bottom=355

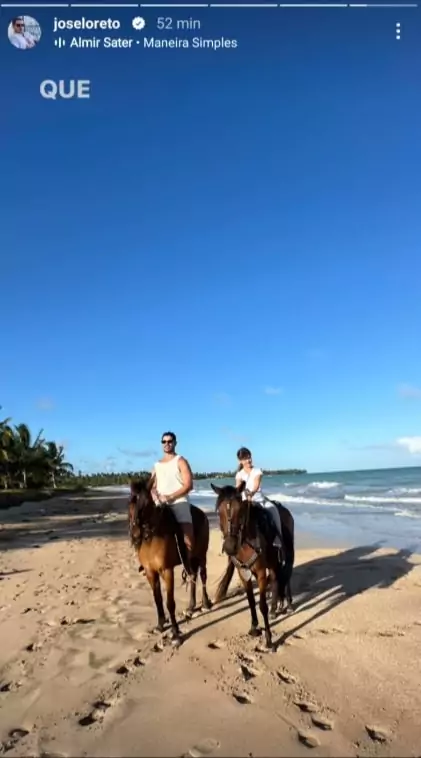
left=0, top=413, right=84, bottom=509
left=0, top=415, right=74, bottom=491
left=1, top=411, right=306, bottom=508
left=62, top=468, right=307, bottom=487
left=64, top=471, right=151, bottom=488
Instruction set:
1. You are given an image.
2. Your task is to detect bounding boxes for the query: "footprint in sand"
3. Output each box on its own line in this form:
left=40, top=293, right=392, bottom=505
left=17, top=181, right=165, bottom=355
left=378, top=630, right=405, bottom=638
left=116, top=665, right=130, bottom=675
left=207, top=640, right=225, bottom=651
left=254, top=644, right=273, bottom=654
left=239, top=664, right=260, bottom=681
left=294, top=700, right=318, bottom=714
left=91, top=700, right=113, bottom=719
left=276, top=669, right=297, bottom=685
left=232, top=692, right=253, bottom=705
left=318, top=627, right=344, bottom=636
left=311, top=715, right=334, bottom=731
left=238, top=653, right=257, bottom=665
left=1, top=728, right=30, bottom=752
left=297, top=730, right=320, bottom=748
left=77, top=696, right=114, bottom=727
left=186, top=737, right=221, bottom=757
left=78, top=714, right=96, bottom=727
left=365, top=725, right=388, bottom=743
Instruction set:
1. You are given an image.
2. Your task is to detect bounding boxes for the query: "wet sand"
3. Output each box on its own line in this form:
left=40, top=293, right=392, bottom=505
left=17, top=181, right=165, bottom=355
left=1, top=492, right=421, bottom=757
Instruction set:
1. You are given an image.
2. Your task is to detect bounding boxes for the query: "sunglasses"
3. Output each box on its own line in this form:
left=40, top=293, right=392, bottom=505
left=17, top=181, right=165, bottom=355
left=161, top=439, right=174, bottom=444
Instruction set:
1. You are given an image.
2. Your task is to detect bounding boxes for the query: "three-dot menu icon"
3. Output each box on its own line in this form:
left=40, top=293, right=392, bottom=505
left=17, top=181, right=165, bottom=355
left=396, top=22, right=401, bottom=39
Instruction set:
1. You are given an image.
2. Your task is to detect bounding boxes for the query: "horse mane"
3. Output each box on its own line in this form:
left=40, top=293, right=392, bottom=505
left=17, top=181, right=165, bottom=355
left=214, top=484, right=271, bottom=542
left=214, top=485, right=239, bottom=512
left=129, top=479, right=180, bottom=543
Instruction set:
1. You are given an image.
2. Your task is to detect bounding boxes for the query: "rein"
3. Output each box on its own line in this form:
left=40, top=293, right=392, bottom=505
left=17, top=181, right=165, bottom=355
left=220, top=493, right=261, bottom=572
left=129, top=495, right=156, bottom=544
left=128, top=495, right=193, bottom=583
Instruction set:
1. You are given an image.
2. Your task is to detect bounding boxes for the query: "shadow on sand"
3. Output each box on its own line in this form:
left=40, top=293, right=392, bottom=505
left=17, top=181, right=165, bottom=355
left=1, top=493, right=417, bottom=649
left=178, top=544, right=416, bottom=646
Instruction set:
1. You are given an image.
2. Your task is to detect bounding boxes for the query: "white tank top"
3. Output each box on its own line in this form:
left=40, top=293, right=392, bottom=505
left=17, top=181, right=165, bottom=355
left=154, top=455, right=190, bottom=504
left=236, top=466, right=265, bottom=504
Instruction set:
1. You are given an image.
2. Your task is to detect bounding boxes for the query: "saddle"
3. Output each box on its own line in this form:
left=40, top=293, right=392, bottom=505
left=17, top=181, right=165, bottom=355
left=252, top=505, right=284, bottom=564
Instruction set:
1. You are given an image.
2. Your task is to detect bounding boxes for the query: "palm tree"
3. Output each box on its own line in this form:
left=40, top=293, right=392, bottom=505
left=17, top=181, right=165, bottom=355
left=44, top=441, right=74, bottom=488
left=11, top=423, right=45, bottom=488
left=0, top=416, right=14, bottom=489
left=0, top=409, right=76, bottom=491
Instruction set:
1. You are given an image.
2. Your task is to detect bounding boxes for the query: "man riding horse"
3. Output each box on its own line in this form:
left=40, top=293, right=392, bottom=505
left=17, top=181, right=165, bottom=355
left=149, top=431, right=195, bottom=579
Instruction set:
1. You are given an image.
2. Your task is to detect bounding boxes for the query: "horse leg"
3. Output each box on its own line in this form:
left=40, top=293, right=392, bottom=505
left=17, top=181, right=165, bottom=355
left=199, top=559, right=212, bottom=611
left=146, top=569, right=166, bottom=632
left=239, top=572, right=261, bottom=637
left=269, top=568, right=279, bottom=619
left=186, top=558, right=198, bottom=616
left=284, top=561, right=293, bottom=610
left=256, top=569, right=272, bottom=649
left=162, top=568, right=181, bottom=646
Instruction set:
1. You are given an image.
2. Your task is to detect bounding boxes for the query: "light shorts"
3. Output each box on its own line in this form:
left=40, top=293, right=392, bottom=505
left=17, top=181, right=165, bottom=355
left=170, top=499, right=192, bottom=525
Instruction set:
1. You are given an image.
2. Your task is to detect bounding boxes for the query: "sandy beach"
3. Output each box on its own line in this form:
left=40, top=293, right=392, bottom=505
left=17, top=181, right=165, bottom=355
left=1, top=492, right=421, bottom=758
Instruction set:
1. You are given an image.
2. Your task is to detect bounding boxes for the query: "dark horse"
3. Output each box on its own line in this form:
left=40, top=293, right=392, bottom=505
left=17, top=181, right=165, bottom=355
left=129, top=479, right=212, bottom=646
left=211, top=482, right=295, bottom=649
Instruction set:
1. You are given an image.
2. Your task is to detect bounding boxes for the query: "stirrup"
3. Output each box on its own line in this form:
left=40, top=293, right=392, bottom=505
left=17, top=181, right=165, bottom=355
left=181, top=569, right=196, bottom=584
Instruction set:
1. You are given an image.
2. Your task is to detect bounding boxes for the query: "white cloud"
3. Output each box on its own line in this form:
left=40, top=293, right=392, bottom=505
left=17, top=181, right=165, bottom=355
left=398, top=383, right=421, bottom=400
left=264, top=386, right=283, bottom=396
left=397, top=437, right=421, bottom=455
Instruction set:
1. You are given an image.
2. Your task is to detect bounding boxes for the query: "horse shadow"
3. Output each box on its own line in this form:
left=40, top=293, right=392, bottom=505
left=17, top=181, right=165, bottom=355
left=178, top=543, right=416, bottom=648
left=270, top=542, right=415, bottom=648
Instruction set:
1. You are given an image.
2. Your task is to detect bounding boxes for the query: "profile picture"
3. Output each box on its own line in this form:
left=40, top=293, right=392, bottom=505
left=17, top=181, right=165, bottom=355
left=8, top=15, right=41, bottom=49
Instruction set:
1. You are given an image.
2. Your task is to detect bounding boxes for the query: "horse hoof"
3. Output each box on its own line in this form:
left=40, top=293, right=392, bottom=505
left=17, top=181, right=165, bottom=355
left=248, top=627, right=262, bottom=638
left=171, top=635, right=182, bottom=648
left=270, top=609, right=278, bottom=619
left=203, top=600, right=213, bottom=611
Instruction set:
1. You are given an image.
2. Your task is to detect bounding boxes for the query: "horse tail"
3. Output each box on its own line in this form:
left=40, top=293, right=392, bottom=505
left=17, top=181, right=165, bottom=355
left=214, top=559, right=235, bottom=605
left=271, top=501, right=295, bottom=597
left=280, top=505, right=295, bottom=594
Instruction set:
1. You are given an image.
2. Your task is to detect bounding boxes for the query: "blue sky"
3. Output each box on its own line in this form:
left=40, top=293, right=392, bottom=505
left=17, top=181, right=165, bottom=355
left=1, top=1, right=420, bottom=474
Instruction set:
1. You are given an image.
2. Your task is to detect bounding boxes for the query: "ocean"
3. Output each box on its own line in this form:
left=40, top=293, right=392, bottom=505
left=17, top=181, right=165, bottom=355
left=107, top=467, right=421, bottom=553
left=193, top=467, right=421, bottom=552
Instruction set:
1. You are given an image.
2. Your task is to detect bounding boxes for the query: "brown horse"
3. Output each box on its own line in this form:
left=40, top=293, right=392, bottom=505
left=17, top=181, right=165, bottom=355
left=211, top=482, right=295, bottom=649
left=129, top=479, right=212, bottom=646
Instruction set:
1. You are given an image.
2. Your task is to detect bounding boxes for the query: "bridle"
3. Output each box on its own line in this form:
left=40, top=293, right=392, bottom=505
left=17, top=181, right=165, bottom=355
left=222, top=493, right=248, bottom=545
left=128, top=492, right=166, bottom=544
left=218, top=490, right=261, bottom=572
